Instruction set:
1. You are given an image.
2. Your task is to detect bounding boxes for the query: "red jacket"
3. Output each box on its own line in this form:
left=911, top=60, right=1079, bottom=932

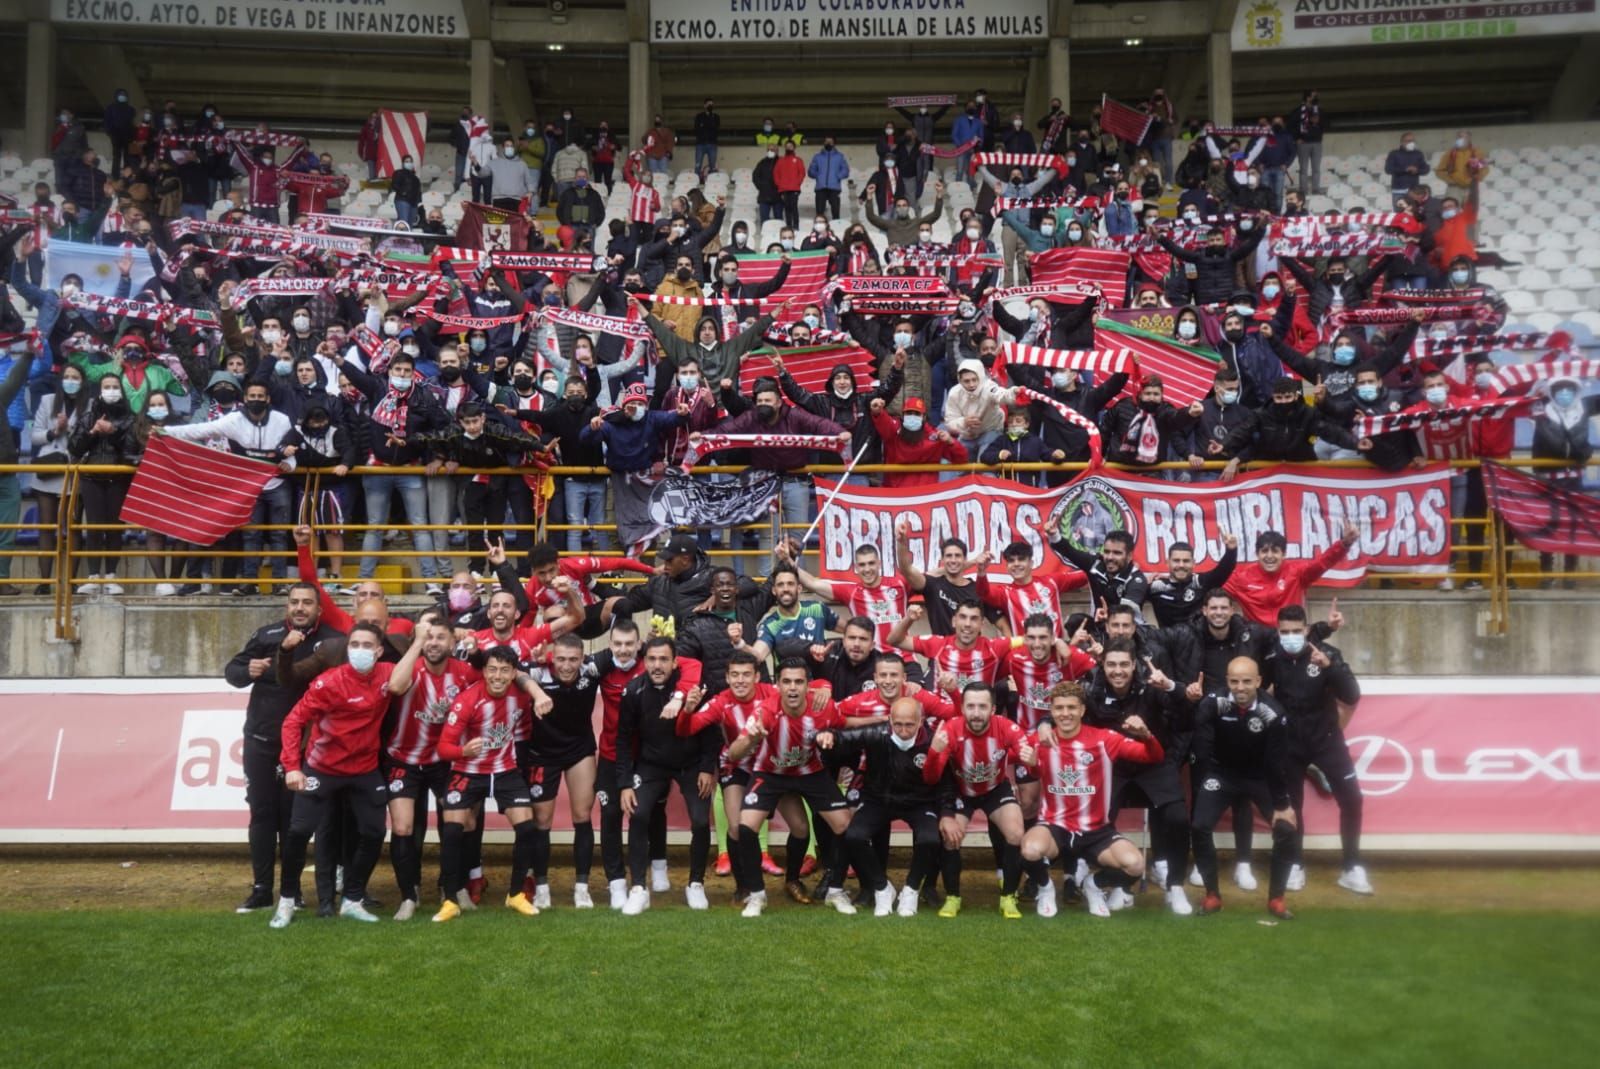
left=1224, top=539, right=1351, bottom=627
left=1470, top=385, right=1514, bottom=458
left=280, top=662, right=396, bottom=775
left=774, top=155, right=806, bottom=194
left=357, top=118, right=380, bottom=163
left=871, top=408, right=967, bottom=487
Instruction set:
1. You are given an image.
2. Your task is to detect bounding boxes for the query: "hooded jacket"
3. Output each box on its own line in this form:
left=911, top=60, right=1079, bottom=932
left=612, top=545, right=718, bottom=629
left=1157, top=227, right=1264, bottom=306
left=778, top=359, right=903, bottom=464
left=648, top=312, right=774, bottom=405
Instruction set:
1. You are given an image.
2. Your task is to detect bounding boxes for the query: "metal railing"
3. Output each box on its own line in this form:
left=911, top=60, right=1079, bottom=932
left=1, top=458, right=1594, bottom=641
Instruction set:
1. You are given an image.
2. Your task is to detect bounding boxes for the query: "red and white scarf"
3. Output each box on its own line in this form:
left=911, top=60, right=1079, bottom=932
left=540, top=305, right=652, bottom=341
left=1001, top=343, right=1134, bottom=375
left=62, top=293, right=219, bottom=330
left=1485, top=359, right=1600, bottom=397
left=681, top=433, right=847, bottom=467
left=229, top=276, right=331, bottom=308
left=1014, top=386, right=1103, bottom=467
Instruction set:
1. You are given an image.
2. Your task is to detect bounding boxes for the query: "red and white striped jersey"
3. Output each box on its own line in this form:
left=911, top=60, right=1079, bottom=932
left=838, top=686, right=956, bottom=723
left=1417, top=410, right=1475, bottom=461
left=437, top=681, right=532, bottom=775
left=752, top=701, right=845, bottom=776
left=524, top=556, right=656, bottom=614
left=1035, top=724, right=1164, bottom=833
left=624, top=155, right=661, bottom=223
left=834, top=577, right=910, bottom=651
left=922, top=714, right=1028, bottom=797
left=471, top=620, right=555, bottom=669
left=911, top=634, right=1015, bottom=696
left=978, top=572, right=1088, bottom=637
left=679, top=683, right=778, bottom=774
left=387, top=657, right=480, bottom=766
left=1007, top=646, right=1097, bottom=729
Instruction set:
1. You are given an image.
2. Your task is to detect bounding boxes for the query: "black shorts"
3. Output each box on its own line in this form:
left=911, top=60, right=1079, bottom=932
left=575, top=600, right=609, bottom=640
left=1112, top=760, right=1186, bottom=812
left=1048, top=823, right=1127, bottom=864
left=385, top=760, right=450, bottom=802
left=518, top=750, right=596, bottom=803
left=444, top=769, right=533, bottom=814
left=742, top=770, right=848, bottom=816
left=719, top=766, right=752, bottom=789
left=949, top=782, right=1019, bottom=819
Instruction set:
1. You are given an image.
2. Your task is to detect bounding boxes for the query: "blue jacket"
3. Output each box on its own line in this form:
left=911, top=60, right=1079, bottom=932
left=1103, top=200, right=1137, bottom=237
left=951, top=113, right=985, bottom=150
left=580, top=408, right=682, bottom=473
left=807, top=148, right=850, bottom=190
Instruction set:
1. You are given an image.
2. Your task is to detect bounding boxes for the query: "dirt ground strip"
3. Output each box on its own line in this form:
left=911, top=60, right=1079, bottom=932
left=1, top=845, right=1596, bottom=914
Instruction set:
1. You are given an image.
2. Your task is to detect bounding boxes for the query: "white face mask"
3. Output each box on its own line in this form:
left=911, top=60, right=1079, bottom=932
left=902, top=413, right=923, bottom=432
left=61, top=282, right=80, bottom=298
left=1039, top=223, right=1056, bottom=237
left=918, top=231, right=933, bottom=244
left=813, top=221, right=828, bottom=233
left=348, top=646, right=378, bottom=673
left=504, top=146, right=517, bottom=158
left=965, top=227, right=980, bottom=240
left=1177, top=321, right=1198, bottom=340
left=1278, top=633, right=1306, bottom=656
left=382, top=321, right=400, bottom=337
left=389, top=374, right=413, bottom=392
left=890, top=732, right=917, bottom=751
left=101, top=387, right=123, bottom=403
left=1454, top=137, right=1467, bottom=149
left=260, top=329, right=282, bottom=345
left=1424, top=385, right=1448, bottom=406
left=612, top=656, right=636, bottom=672
left=1404, top=141, right=1417, bottom=152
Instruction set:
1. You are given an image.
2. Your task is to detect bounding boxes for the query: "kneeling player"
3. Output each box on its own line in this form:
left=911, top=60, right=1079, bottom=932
left=432, top=647, right=544, bottom=922
left=1021, top=682, right=1164, bottom=917
left=921, top=682, right=1035, bottom=919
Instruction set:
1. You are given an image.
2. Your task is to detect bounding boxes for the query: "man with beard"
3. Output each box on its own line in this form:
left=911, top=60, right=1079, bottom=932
left=1144, top=533, right=1238, bottom=628
left=465, top=585, right=584, bottom=670
left=1051, top=529, right=1150, bottom=621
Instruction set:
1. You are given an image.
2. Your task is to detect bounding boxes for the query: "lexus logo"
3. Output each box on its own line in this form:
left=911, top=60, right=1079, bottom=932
left=1346, top=735, right=1414, bottom=797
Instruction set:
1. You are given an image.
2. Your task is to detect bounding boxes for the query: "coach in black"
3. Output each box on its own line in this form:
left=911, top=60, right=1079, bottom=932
left=1190, top=656, right=1297, bottom=919
left=224, top=581, right=340, bottom=913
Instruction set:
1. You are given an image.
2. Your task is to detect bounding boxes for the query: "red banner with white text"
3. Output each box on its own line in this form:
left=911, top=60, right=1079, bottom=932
left=2, top=680, right=1593, bottom=846
left=815, top=466, right=1453, bottom=585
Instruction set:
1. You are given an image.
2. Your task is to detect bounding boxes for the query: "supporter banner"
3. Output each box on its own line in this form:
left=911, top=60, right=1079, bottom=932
left=1486, top=358, right=1600, bottom=396
left=1483, top=463, right=1600, bottom=555
left=649, top=0, right=1046, bottom=42
left=834, top=275, right=948, bottom=296
left=682, top=433, right=847, bottom=467
left=1099, top=95, right=1154, bottom=145
left=921, top=138, right=980, bottom=159
left=121, top=436, right=277, bottom=545
left=1000, top=343, right=1135, bottom=376
left=378, top=110, right=430, bottom=178
left=1028, top=247, right=1130, bottom=307
left=732, top=250, right=832, bottom=324
left=888, top=94, right=957, bottom=109
left=417, top=307, right=527, bottom=331
left=1094, top=319, right=1221, bottom=405
left=847, top=295, right=963, bottom=316
left=52, top=0, right=466, bottom=38
left=61, top=293, right=219, bottom=330
left=456, top=202, right=530, bottom=253
left=540, top=305, right=653, bottom=342
left=1352, top=394, right=1528, bottom=439
left=1014, top=386, right=1103, bottom=467
left=45, top=239, right=154, bottom=297
left=740, top=343, right=875, bottom=395
left=229, top=276, right=330, bottom=308
left=647, top=470, right=781, bottom=531
left=815, top=466, right=1452, bottom=586
left=489, top=251, right=596, bottom=274
left=1234, top=0, right=1600, bottom=51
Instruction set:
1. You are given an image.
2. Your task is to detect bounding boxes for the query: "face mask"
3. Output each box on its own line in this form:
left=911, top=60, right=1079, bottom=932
left=433, top=364, right=461, bottom=384
left=274, top=359, right=293, bottom=376
left=755, top=403, right=777, bottom=421
left=1473, top=372, right=1493, bottom=390
left=1065, top=156, right=1076, bottom=167
left=446, top=588, right=475, bottom=612
left=382, top=321, right=400, bottom=337
left=305, top=422, right=329, bottom=436
left=676, top=267, right=694, bottom=281
left=1139, top=398, right=1162, bottom=413
left=720, top=269, right=738, bottom=284
left=1223, top=328, right=1245, bottom=344
left=1262, top=284, right=1280, bottom=300
left=513, top=374, right=535, bottom=391
left=244, top=399, right=270, bottom=416
left=803, top=314, right=820, bottom=330
left=958, top=302, right=975, bottom=319
left=1328, top=274, right=1346, bottom=288
left=964, top=227, right=981, bottom=241
left=883, top=160, right=896, bottom=170
left=146, top=406, right=168, bottom=422
left=1441, top=208, right=1458, bottom=221
left=101, top=388, right=123, bottom=404
left=1424, top=386, right=1449, bottom=406
left=1177, top=321, right=1197, bottom=339
left=733, top=232, right=747, bottom=246
left=566, top=395, right=587, bottom=411
left=677, top=374, right=700, bottom=392
left=1333, top=345, right=1356, bottom=365
left=1356, top=384, right=1380, bottom=403
left=781, top=238, right=795, bottom=250
left=504, top=147, right=517, bottom=158
left=1554, top=388, right=1578, bottom=406
left=1051, top=371, right=1073, bottom=390
left=348, top=647, right=378, bottom=673
left=813, top=222, right=828, bottom=233
left=469, top=337, right=487, bottom=354
left=902, top=413, right=923, bottom=432
left=1279, top=633, right=1307, bottom=656
left=402, top=342, right=422, bottom=359
left=1182, top=212, right=1198, bottom=224
left=893, top=331, right=913, bottom=350
left=1220, top=390, right=1240, bottom=406
left=61, top=283, right=80, bottom=298
left=1404, top=141, right=1417, bottom=152
left=64, top=378, right=83, bottom=397
left=763, top=123, right=773, bottom=133
left=1012, top=119, right=1023, bottom=130
left=401, top=160, right=413, bottom=171
left=389, top=374, right=413, bottom=392
left=623, top=405, right=645, bottom=423
left=895, top=207, right=912, bottom=220
left=766, top=151, right=776, bottom=160
left=918, top=231, right=933, bottom=244
left=1247, top=175, right=1260, bottom=188
left=260, top=330, right=283, bottom=347
left=291, top=315, right=311, bottom=333
left=1007, top=425, right=1026, bottom=440
left=890, top=732, right=917, bottom=752
left=1455, top=137, right=1468, bottom=149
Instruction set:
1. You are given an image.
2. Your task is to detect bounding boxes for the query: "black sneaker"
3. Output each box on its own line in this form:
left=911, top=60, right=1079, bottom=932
left=361, top=896, right=383, bottom=912
left=316, top=900, right=336, bottom=918
left=920, top=883, right=945, bottom=909
left=1018, top=875, right=1039, bottom=903
left=236, top=887, right=273, bottom=913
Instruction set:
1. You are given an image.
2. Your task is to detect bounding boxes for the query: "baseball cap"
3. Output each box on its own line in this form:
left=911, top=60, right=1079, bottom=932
left=656, top=533, right=698, bottom=560
left=903, top=397, right=926, bottom=414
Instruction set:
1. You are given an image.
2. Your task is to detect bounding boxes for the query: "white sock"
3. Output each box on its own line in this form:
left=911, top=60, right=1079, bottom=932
left=468, top=866, right=483, bottom=880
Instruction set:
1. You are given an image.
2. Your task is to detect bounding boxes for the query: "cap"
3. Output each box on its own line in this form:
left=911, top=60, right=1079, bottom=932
left=114, top=334, right=147, bottom=353
left=656, top=533, right=698, bottom=560
left=903, top=397, right=926, bottom=414
left=620, top=383, right=650, bottom=407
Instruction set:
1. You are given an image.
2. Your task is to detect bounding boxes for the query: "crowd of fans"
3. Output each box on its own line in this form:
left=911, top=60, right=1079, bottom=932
left=0, top=86, right=1594, bottom=597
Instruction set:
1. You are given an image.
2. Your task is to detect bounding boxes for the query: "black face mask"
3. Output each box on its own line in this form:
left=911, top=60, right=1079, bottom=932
left=1274, top=399, right=1300, bottom=415
left=212, top=391, right=239, bottom=407
left=244, top=399, right=270, bottom=416
left=1139, top=399, right=1162, bottom=413
left=513, top=374, right=535, bottom=391
left=1205, top=246, right=1227, bottom=258
left=755, top=403, right=777, bottom=422
left=1328, top=275, right=1346, bottom=287
left=565, top=396, right=587, bottom=411
left=676, top=267, right=693, bottom=281
left=439, top=366, right=462, bottom=383
left=305, top=422, right=329, bottom=435
left=1223, top=328, right=1245, bottom=344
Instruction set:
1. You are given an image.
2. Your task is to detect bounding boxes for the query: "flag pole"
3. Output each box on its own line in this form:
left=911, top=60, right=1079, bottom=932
left=798, top=439, right=872, bottom=550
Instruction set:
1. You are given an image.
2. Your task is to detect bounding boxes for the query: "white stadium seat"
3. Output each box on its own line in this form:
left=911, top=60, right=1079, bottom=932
left=1541, top=288, right=1585, bottom=314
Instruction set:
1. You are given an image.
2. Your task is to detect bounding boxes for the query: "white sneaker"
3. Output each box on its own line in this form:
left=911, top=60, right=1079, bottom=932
left=1036, top=880, right=1059, bottom=918
left=1437, top=577, right=1455, bottom=591
left=393, top=899, right=417, bottom=922
left=1188, top=865, right=1203, bottom=887
left=1083, top=877, right=1111, bottom=918
left=573, top=885, right=594, bottom=910
left=651, top=859, right=670, bottom=893
left=268, top=896, right=295, bottom=929
left=339, top=898, right=379, bottom=923
left=896, top=885, right=919, bottom=917
left=608, top=879, right=627, bottom=911
left=153, top=582, right=178, bottom=597
left=873, top=884, right=895, bottom=917
left=621, top=886, right=650, bottom=916
left=78, top=575, right=102, bottom=595
left=532, top=883, right=551, bottom=910
left=824, top=888, right=857, bottom=915
left=455, top=888, right=477, bottom=911
left=1234, top=862, right=1258, bottom=891
left=1286, top=864, right=1307, bottom=892
left=1074, top=858, right=1090, bottom=887
left=741, top=890, right=767, bottom=918
left=1151, top=860, right=1169, bottom=888
left=1337, top=865, right=1375, bottom=896
left=685, top=882, right=709, bottom=910
left=102, top=579, right=124, bottom=596
left=1166, top=885, right=1194, bottom=916
left=334, top=865, right=345, bottom=895
left=1106, top=887, right=1134, bottom=912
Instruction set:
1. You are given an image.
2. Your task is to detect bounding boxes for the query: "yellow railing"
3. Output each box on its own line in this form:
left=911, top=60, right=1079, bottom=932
left=1, top=458, right=1594, bottom=641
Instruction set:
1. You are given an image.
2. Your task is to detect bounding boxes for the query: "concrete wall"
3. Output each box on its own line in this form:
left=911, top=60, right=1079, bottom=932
left=3, top=592, right=1598, bottom=679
